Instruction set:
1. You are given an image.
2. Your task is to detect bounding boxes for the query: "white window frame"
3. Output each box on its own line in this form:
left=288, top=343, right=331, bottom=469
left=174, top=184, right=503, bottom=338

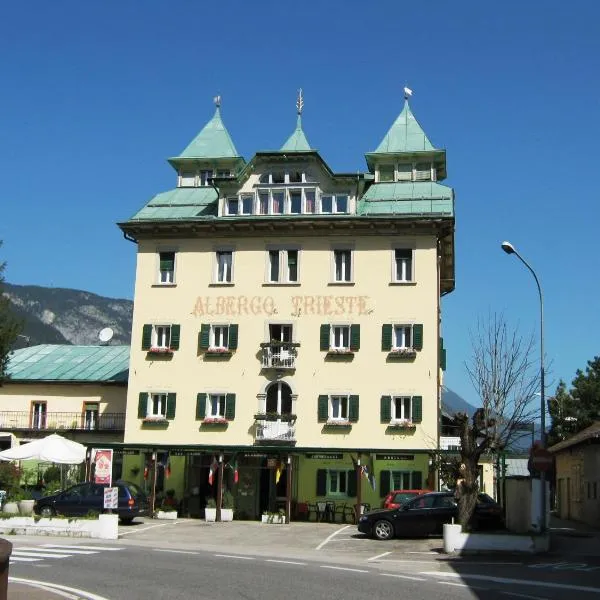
left=214, top=249, right=234, bottom=284
left=303, top=188, right=317, bottom=214
left=157, top=251, right=176, bottom=285
left=179, top=170, right=197, bottom=187
left=257, top=190, right=269, bottom=215
left=331, top=325, right=350, bottom=350
left=391, top=396, right=413, bottom=423
left=31, top=402, right=47, bottom=429
left=332, top=248, right=353, bottom=283
left=153, top=325, right=171, bottom=349
left=200, top=170, right=214, bottom=187
left=210, top=325, right=230, bottom=350
left=390, top=470, right=413, bottom=490
left=288, top=189, right=302, bottom=214
left=208, top=393, right=227, bottom=418
left=393, top=325, right=413, bottom=350
left=147, top=393, right=168, bottom=419
left=327, top=470, right=350, bottom=496
left=392, top=247, right=414, bottom=283
left=216, top=169, right=232, bottom=179
left=225, top=197, right=239, bottom=216
left=265, top=247, right=300, bottom=284
left=239, top=194, right=254, bottom=215
left=377, top=164, right=395, bottom=183
left=271, top=189, right=285, bottom=214
left=329, top=395, right=349, bottom=421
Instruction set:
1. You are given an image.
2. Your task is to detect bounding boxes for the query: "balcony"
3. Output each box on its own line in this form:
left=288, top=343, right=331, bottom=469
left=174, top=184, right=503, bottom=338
left=260, top=343, right=299, bottom=370
left=0, top=412, right=126, bottom=432
left=254, top=416, right=296, bottom=444
left=440, top=436, right=461, bottom=450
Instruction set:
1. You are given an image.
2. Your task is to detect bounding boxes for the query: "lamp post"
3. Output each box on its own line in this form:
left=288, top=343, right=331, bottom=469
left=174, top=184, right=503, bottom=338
left=501, top=241, right=546, bottom=532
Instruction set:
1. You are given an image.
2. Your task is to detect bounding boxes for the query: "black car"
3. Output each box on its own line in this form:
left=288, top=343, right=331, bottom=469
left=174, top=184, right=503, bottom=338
left=357, top=491, right=504, bottom=540
left=34, top=480, right=148, bottom=524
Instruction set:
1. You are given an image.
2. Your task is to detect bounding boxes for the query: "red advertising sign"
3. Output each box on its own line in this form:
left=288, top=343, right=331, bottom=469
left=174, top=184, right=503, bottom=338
left=94, top=449, right=113, bottom=486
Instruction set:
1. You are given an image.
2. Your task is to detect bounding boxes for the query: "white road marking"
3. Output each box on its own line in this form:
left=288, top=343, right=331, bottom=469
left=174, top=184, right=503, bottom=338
left=440, top=582, right=489, bottom=590
left=154, top=549, right=199, bottom=555
left=321, top=565, right=369, bottom=573
left=368, top=551, right=392, bottom=561
left=118, top=523, right=171, bottom=536
left=316, top=525, right=352, bottom=551
left=266, top=559, right=307, bottom=565
left=420, top=571, right=600, bottom=593
left=42, top=544, right=122, bottom=551
left=10, top=557, right=42, bottom=563
left=408, top=551, right=438, bottom=555
left=18, top=546, right=98, bottom=555
left=381, top=573, right=426, bottom=581
left=502, top=593, right=548, bottom=600
left=11, top=551, right=71, bottom=559
left=9, top=576, right=113, bottom=600
left=215, top=554, right=255, bottom=560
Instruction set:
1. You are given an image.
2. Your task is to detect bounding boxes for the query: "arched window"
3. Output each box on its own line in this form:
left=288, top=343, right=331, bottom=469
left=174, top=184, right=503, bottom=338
left=265, top=382, right=293, bottom=416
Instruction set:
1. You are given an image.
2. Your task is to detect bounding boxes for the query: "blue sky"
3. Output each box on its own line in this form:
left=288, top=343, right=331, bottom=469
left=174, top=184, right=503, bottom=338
left=1, top=0, right=599, bottom=407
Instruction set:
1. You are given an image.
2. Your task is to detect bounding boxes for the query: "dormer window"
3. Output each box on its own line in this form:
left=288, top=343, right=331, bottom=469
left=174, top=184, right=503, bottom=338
left=272, top=171, right=285, bottom=184
left=217, top=170, right=232, bottom=179
left=415, top=163, right=432, bottom=181
left=226, top=197, right=239, bottom=215
left=396, top=164, right=412, bottom=181
left=200, top=170, right=214, bottom=186
left=379, top=164, right=395, bottom=183
left=180, top=171, right=196, bottom=187
left=290, top=191, right=302, bottom=214
left=289, top=171, right=302, bottom=183
left=272, top=191, right=284, bottom=214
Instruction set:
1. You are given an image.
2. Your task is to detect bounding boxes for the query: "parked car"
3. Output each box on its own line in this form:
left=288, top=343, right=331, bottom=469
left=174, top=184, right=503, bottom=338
left=358, top=491, right=504, bottom=540
left=34, top=480, right=148, bottom=524
left=382, top=489, right=432, bottom=509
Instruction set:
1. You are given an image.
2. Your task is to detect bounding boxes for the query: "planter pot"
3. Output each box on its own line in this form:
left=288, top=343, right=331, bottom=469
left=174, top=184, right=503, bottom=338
left=443, top=523, right=463, bottom=553
left=205, top=508, right=216, bottom=522
left=18, top=500, right=35, bottom=516
left=156, top=510, right=178, bottom=520
left=261, top=514, right=285, bottom=524
left=3, top=502, right=19, bottom=515
left=221, top=509, right=233, bottom=522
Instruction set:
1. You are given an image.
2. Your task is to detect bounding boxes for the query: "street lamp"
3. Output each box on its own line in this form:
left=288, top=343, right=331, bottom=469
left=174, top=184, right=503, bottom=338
left=501, top=240, right=546, bottom=533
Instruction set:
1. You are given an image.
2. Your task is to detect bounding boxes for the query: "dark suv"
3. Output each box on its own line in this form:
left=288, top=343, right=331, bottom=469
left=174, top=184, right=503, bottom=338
left=34, top=480, right=148, bottom=524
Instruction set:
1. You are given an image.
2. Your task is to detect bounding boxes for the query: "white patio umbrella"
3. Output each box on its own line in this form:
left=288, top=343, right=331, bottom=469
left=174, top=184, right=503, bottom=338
left=0, top=433, right=86, bottom=464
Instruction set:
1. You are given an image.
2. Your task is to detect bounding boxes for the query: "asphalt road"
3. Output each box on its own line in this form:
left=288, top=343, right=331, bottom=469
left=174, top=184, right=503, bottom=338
left=6, top=520, right=600, bottom=599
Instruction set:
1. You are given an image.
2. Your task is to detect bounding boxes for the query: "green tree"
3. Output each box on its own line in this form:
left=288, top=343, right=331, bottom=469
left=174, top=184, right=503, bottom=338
left=548, top=357, right=600, bottom=443
left=0, top=242, right=22, bottom=384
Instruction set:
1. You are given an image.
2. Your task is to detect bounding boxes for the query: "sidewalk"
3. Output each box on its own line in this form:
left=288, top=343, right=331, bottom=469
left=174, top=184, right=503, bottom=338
left=549, top=514, right=600, bottom=557
left=9, top=581, right=75, bottom=599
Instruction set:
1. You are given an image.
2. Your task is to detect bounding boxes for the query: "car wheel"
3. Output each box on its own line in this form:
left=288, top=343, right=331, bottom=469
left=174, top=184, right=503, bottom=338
left=119, top=517, right=134, bottom=525
left=39, top=506, right=55, bottom=518
left=373, top=519, right=394, bottom=541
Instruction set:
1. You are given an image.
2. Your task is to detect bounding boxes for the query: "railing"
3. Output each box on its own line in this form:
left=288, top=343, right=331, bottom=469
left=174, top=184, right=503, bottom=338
left=440, top=436, right=461, bottom=450
left=255, top=418, right=296, bottom=442
left=261, top=343, right=298, bottom=369
left=0, top=412, right=126, bottom=431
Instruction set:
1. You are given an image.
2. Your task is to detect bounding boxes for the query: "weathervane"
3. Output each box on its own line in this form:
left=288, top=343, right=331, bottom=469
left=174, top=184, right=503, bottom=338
left=296, top=88, right=304, bottom=115
left=403, top=86, right=413, bottom=100
left=214, top=95, right=222, bottom=108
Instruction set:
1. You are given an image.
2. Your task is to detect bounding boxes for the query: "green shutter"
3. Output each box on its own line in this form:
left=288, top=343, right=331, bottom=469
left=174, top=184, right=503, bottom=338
left=159, top=252, right=174, bottom=271
left=138, top=393, right=147, bottom=419
left=225, top=394, right=236, bottom=420
left=380, top=470, right=391, bottom=498
left=380, top=396, right=391, bottom=423
left=318, top=395, right=329, bottom=422
left=347, top=470, right=357, bottom=497
left=170, top=324, right=180, bottom=350
left=141, top=325, right=152, bottom=351
left=166, top=393, right=176, bottom=420
left=350, top=324, right=360, bottom=351
left=228, top=324, right=238, bottom=350
left=412, top=396, right=422, bottom=423
left=413, top=324, right=423, bottom=350
left=316, top=469, right=327, bottom=496
left=196, top=393, right=207, bottom=420
left=440, top=348, right=447, bottom=371
left=199, top=324, right=210, bottom=351
left=320, top=324, right=330, bottom=351
left=381, top=324, right=393, bottom=351
left=412, top=471, right=423, bottom=489
left=349, top=395, right=359, bottom=422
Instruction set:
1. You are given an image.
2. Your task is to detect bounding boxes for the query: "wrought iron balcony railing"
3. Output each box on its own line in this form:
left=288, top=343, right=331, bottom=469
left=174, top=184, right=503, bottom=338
left=254, top=417, right=296, bottom=442
left=440, top=436, right=461, bottom=450
left=260, top=343, right=298, bottom=369
left=0, top=411, right=126, bottom=432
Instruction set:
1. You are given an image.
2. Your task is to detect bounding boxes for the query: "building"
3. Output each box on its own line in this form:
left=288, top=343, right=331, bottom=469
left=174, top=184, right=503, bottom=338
left=117, top=93, right=455, bottom=520
left=0, top=345, right=129, bottom=479
left=549, top=422, right=600, bottom=526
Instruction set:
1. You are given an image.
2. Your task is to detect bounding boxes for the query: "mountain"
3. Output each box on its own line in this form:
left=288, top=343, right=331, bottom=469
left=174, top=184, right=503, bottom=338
left=3, top=283, right=133, bottom=347
left=441, top=385, right=477, bottom=417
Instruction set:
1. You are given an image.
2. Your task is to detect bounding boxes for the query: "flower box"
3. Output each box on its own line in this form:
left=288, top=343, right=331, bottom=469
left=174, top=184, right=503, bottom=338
left=202, top=417, right=229, bottom=425
left=156, top=510, right=178, bottom=520
left=148, top=347, right=174, bottom=355
left=325, top=420, right=352, bottom=428
left=387, top=349, right=417, bottom=359
left=205, top=348, right=233, bottom=357
left=387, top=421, right=417, bottom=432
left=262, top=513, right=286, bottom=524
left=326, top=349, right=354, bottom=355
left=142, top=418, right=169, bottom=427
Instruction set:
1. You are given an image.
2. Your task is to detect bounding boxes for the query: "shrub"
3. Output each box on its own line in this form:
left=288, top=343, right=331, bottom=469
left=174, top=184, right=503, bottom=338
left=43, top=466, right=61, bottom=484
left=222, top=490, right=235, bottom=509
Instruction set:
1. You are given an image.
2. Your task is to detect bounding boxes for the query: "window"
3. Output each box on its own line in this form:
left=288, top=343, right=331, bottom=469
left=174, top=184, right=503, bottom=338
left=394, top=248, right=413, bottom=282
left=305, top=189, right=316, bottom=213
left=240, top=195, right=254, bottom=215
left=321, top=195, right=333, bottom=214
left=331, top=325, right=350, bottom=350
left=272, top=191, right=284, bottom=214
left=335, top=195, right=348, bottom=213
left=397, top=164, right=412, bottom=181
left=415, top=163, right=432, bottom=181
left=267, top=249, right=299, bottom=283
left=215, top=250, right=233, bottom=283
left=391, top=471, right=412, bottom=490
left=330, top=396, right=348, bottom=421
left=272, top=171, right=285, bottom=184
left=328, top=470, right=349, bottom=495
left=290, top=191, right=302, bottom=214
left=84, top=403, right=99, bottom=430
left=153, top=325, right=171, bottom=349
left=200, top=170, right=213, bottom=186
left=321, top=194, right=349, bottom=214
left=289, top=171, right=302, bottom=183
left=211, top=325, right=229, bottom=349
left=209, top=394, right=226, bottom=418
left=226, top=197, right=239, bottom=215
left=258, top=192, right=269, bottom=215
left=216, top=170, right=231, bottom=178
left=31, top=402, right=47, bottom=429
left=180, top=171, right=196, bottom=187
left=392, top=396, right=412, bottom=422
left=158, top=251, right=175, bottom=284
left=408, top=495, right=436, bottom=510
left=393, top=325, right=412, bottom=349
left=333, top=249, right=352, bottom=282
left=269, top=324, right=293, bottom=343
left=379, top=164, right=395, bottom=182
left=148, top=393, right=167, bottom=419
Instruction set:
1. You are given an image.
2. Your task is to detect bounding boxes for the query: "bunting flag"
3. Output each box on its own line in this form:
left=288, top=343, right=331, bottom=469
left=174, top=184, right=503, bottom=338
left=275, top=461, right=284, bottom=484
left=233, top=459, right=239, bottom=484
left=350, top=454, right=358, bottom=471
left=208, top=456, right=218, bottom=486
left=164, top=453, right=172, bottom=479
left=368, top=454, right=376, bottom=491
left=143, top=464, right=149, bottom=480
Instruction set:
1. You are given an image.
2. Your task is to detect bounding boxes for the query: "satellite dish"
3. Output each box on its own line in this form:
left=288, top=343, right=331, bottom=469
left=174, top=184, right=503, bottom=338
left=98, top=327, right=114, bottom=344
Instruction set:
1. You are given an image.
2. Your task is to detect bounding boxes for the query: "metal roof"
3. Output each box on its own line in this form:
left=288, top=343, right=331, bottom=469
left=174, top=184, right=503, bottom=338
left=6, top=345, right=130, bottom=383
left=549, top=421, right=600, bottom=453
left=129, top=187, right=218, bottom=221
left=280, top=115, right=312, bottom=152
left=174, top=107, right=240, bottom=160
left=358, top=182, right=454, bottom=216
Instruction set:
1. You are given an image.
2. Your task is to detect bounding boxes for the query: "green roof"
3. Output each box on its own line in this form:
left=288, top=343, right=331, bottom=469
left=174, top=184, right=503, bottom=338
left=357, top=182, right=454, bottom=216
left=372, top=100, right=436, bottom=154
left=280, top=115, right=312, bottom=152
left=6, top=345, right=130, bottom=383
left=175, top=107, right=240, bottom=159
left=129, top=187, right=218, bottom=221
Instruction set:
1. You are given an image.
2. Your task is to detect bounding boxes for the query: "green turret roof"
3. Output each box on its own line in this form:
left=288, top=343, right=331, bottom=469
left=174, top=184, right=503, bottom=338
left=280, top=114, right=312, bottom=152
left=372, top=100, right=436, bottom=154
left=176, top=106, right=240, bottom=159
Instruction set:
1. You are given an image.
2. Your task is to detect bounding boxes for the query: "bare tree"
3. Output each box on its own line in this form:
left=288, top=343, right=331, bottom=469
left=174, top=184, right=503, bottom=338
left=455, top=313, right=539, bottom=530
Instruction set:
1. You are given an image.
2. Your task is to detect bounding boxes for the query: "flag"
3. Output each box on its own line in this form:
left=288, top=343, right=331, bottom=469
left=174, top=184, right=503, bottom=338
left=164, top=453, right=171, bottom=479
left=275, top=462, right=283, bottom=484
left=350, top=455, right=358, bottom=472
left=143, top=464, right=149, bottom=480
left=233, top=459, right=239, bottom=485
left=403, top=86, right=413, bottom=98
left=208, top=456, right=218, bottom=486
left=368, top=454, right=376, bottom=491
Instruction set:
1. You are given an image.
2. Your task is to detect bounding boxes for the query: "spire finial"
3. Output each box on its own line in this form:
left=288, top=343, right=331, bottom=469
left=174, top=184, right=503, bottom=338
left=296, top=88, right=304, bottom=115
left=213, top=95, right=222, bottom=108
left=403, top=86, right=413, bottom=100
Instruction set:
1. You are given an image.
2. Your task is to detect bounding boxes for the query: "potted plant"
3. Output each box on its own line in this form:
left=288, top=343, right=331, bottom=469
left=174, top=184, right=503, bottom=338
left=156, top=489, right=178, bottom=519
left=13, top=488, right=35, bottom=515
left=204, top=497, right=217, bottom=522
left=261, top=510, right=286, bottom=524
left=221, top=491, right=234, bottom=522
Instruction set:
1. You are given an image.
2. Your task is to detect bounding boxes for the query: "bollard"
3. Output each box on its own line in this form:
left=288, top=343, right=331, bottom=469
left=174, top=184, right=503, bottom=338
left=0, top=538, right=13, bottom=600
